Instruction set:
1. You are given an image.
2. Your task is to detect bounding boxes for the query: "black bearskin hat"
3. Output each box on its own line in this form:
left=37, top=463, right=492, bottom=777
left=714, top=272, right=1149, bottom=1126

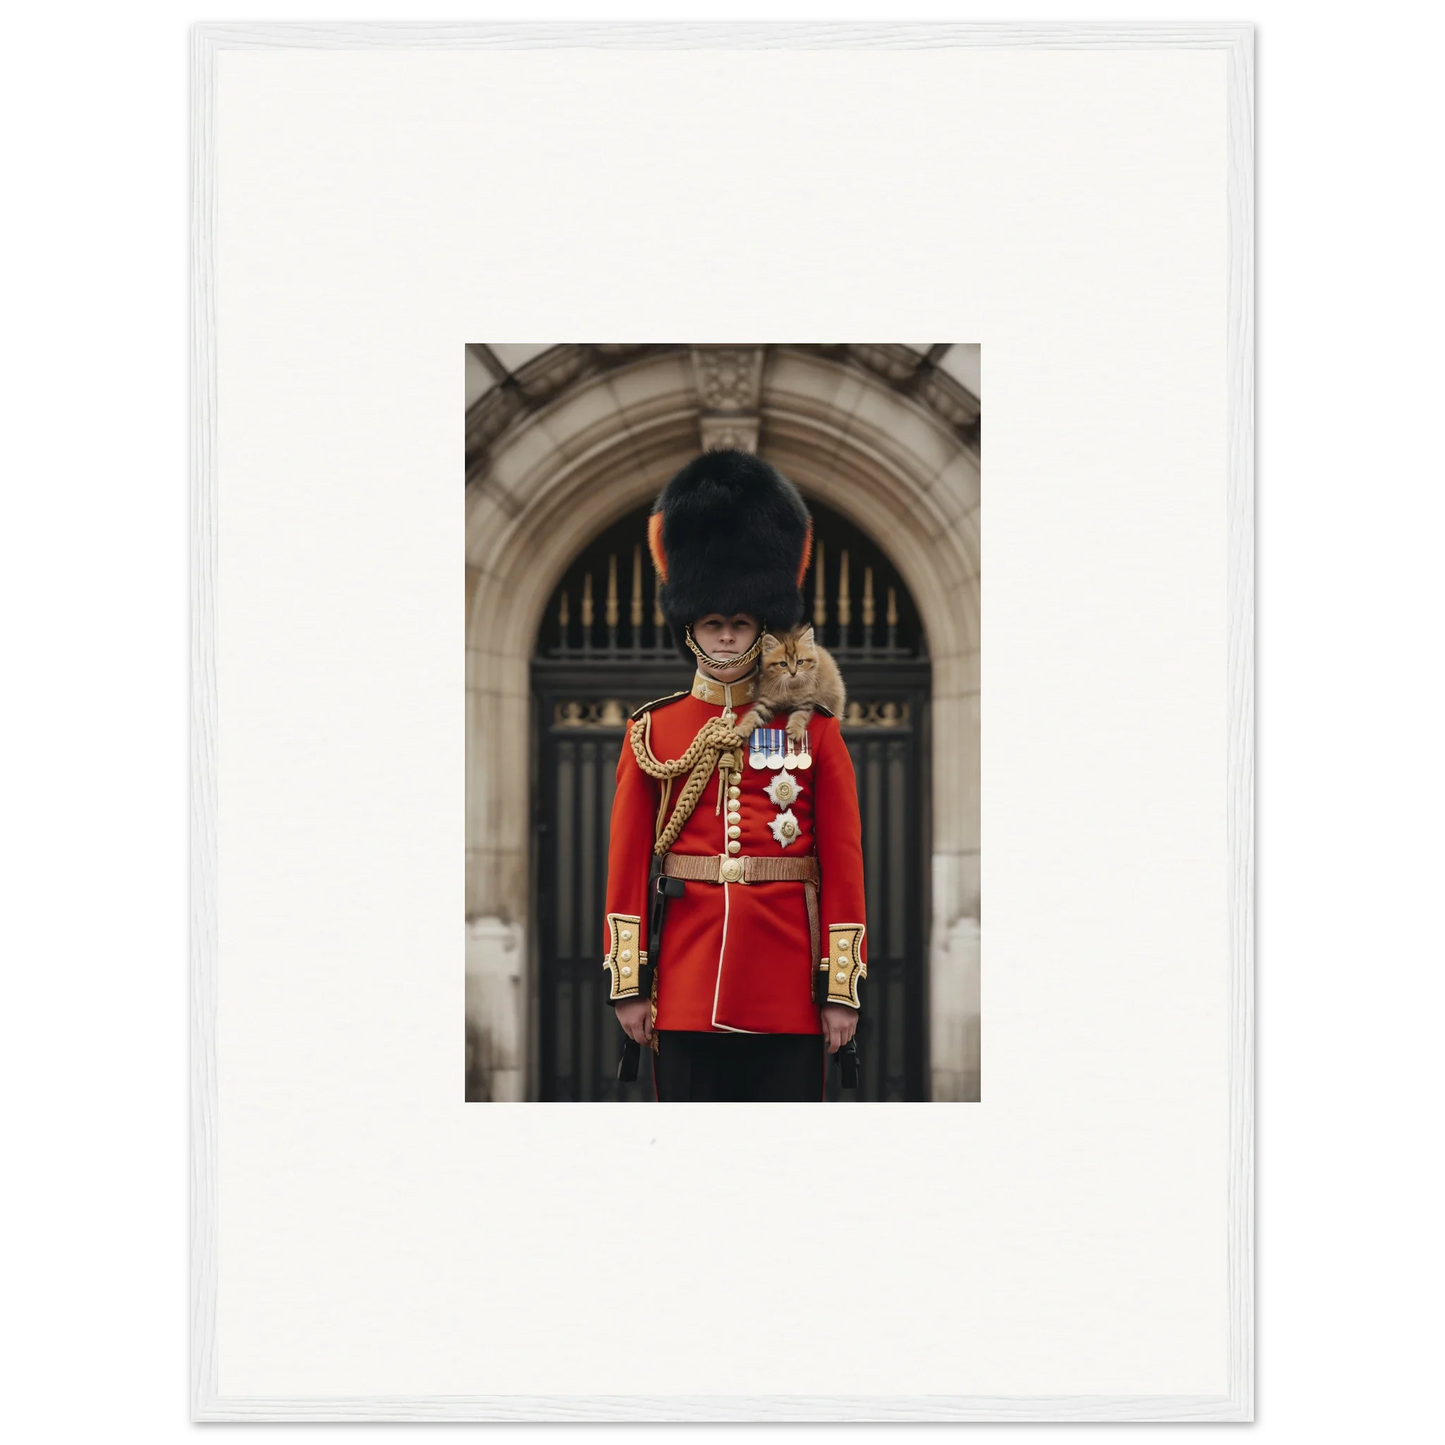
left=648, top=449, right=813, bottom=659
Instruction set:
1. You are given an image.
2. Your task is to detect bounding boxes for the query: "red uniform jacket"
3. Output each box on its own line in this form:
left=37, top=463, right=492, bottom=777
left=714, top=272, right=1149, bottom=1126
left=601, top=672, right=868, bottom=1034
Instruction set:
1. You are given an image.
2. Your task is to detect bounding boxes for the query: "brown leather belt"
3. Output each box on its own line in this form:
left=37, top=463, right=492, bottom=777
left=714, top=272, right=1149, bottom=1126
left=662, top=852, right=819, bottom=885
left=661, top=852, right=822, bottom=969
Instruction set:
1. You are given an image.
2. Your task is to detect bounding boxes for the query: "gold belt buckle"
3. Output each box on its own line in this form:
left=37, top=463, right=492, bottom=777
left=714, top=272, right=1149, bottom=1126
left=718, top=853, right=745, bottom=883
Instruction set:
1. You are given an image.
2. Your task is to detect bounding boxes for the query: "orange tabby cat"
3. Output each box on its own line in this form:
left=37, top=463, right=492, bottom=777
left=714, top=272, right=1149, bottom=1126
left=735, top=625, right=846, bottom=743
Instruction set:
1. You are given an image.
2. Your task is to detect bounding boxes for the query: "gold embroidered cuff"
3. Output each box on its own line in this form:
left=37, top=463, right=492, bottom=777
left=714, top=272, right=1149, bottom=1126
left=603, top=912, right=646, bottom=1001
left=823, top=923, right=866, bottom=1008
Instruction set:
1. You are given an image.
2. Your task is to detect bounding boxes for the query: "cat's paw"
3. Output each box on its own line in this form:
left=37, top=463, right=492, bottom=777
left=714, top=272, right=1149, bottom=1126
left=734, top=707, right=764, bottom=734
left=785, top=711, right=812, bottom=743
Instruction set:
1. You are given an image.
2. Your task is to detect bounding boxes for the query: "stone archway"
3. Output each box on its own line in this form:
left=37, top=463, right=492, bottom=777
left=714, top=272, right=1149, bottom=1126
left=466, top=346, right=979, bottom=1101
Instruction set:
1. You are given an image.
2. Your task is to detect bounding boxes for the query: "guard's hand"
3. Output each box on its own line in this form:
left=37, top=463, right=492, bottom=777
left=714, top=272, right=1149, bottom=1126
left=820, top=1003, right=858, bottom=1054
left=616, top=998, right=653, bottom=1045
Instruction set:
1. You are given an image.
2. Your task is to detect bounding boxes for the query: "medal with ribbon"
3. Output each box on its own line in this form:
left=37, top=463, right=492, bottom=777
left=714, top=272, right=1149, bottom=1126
left=749, top=728, right=768, bottom=770
left=765, top=727, right=785, bottom=769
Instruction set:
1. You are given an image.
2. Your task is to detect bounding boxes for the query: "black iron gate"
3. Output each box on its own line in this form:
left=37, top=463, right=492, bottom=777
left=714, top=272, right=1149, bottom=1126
left=532, top=499, right=931, bottom=1101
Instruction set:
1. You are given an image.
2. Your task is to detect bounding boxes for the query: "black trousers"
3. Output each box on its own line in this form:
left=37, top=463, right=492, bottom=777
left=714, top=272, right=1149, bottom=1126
left=653, top=1030, right=826, bottom=1102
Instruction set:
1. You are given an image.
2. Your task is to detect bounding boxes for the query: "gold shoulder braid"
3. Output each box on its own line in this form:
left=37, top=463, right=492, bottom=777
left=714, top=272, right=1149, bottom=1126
left=630, top=713, right=746, bottom=853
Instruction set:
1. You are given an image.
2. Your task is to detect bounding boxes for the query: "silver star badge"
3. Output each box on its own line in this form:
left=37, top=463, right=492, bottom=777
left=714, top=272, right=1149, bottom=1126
left=767, top=807, right=801, bottom=848
left=765, top=774, right=803, bottom=808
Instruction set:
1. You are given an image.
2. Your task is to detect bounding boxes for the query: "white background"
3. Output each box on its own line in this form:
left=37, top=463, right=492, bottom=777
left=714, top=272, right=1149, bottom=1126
left=213, top=38, right=1226, bottom=1404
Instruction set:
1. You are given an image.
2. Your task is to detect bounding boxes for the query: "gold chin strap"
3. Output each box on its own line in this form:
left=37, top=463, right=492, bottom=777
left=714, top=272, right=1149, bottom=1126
left=683, top=624, right=765, bottom=672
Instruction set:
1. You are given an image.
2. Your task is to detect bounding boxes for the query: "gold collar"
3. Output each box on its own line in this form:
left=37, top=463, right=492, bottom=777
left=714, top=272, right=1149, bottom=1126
left=690, top=667, right=759, bottom=708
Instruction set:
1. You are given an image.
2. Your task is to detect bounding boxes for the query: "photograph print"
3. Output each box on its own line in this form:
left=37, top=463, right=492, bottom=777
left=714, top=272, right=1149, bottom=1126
left=465, top=345, right=980, bottom=1102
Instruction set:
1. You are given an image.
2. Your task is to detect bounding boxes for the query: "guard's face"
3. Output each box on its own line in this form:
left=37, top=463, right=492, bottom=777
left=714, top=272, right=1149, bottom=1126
left=694, top=613, right=760, bottom=667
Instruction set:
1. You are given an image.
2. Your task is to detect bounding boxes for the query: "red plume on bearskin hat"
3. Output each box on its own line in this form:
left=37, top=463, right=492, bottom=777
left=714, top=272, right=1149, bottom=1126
left=648, top=449, right=813, bottom=658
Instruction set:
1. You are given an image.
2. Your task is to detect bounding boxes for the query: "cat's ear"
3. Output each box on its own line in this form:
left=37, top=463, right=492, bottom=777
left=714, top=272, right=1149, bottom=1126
left=760, top=631, right=781, bottom=651
left=799, top=625, right=816, bottom=646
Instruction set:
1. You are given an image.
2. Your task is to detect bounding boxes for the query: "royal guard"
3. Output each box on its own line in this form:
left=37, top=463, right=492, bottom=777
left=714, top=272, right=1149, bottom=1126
left=601, top=449, right=868, bottom=1101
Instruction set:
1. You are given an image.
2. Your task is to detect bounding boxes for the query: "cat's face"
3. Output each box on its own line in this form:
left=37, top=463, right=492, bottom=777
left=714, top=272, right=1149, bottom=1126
left=761, top=626, right=818, bottom=690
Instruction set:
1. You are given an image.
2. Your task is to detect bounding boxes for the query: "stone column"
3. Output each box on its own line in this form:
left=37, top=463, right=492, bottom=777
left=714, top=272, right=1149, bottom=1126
left=929, top=872, right=981, bottom=1103
left=465, top=916, right=524, bottom=1101
left=929, top=658, right=981, bottom=1101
